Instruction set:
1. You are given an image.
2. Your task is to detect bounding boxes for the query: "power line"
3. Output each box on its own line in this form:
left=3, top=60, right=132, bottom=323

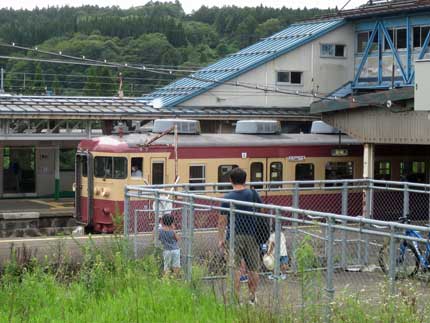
left=0, top=42, right=199, bottom=73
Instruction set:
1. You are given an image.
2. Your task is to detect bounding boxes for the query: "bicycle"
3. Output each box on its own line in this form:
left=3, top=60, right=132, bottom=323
left=379, top=216, right=430, bottom=279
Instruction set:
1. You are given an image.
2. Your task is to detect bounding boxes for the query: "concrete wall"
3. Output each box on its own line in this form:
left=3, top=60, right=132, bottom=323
left=181, top=24, right=355, bottom=108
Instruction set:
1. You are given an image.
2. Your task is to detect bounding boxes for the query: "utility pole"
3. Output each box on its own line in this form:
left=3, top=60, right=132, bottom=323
left=0, top=67, right=4, bottom=93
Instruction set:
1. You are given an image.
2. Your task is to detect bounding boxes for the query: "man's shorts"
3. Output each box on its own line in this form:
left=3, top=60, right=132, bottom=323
left=280, top=256, right=289, bottom=265
left=163, top=249, right=180, bottom=271
left=235, top=234, right=261, bottom=272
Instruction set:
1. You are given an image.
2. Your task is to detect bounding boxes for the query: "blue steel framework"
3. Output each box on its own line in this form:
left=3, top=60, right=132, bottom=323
left=353, top=14, right=430, bottom=89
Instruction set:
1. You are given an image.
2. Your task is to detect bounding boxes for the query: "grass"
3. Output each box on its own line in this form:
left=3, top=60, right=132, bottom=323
left=0, top=236, right=430, bottom=323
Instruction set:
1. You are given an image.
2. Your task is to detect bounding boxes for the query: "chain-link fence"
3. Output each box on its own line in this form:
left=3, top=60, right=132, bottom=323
left=124, top=180, right=430, bottom=320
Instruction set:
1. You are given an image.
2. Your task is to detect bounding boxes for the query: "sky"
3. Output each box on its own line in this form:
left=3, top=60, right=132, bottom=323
left=0, top=0, right=369, bottom=13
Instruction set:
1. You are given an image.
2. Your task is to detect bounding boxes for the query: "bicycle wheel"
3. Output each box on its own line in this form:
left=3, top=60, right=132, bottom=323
left=378, top=242, right=419, bottom=278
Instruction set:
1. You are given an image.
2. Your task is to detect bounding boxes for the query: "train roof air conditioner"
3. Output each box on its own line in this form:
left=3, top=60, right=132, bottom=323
left=152, top=119, right=201, bottom=134
left=310, top=121, right=339, bottom=134
left=235, top=120, right=281, bottom=135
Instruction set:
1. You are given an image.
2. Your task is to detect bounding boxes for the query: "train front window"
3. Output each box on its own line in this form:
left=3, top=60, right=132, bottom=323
left=94, top=157, right=127, bottom=179
left=375, top=161, right=391, bottom=180
left=296, top=163, right=314, bottom=187
left=325, top=162, right=353, bottom=187
left=218, top=165, right=238, bottom=190
left=81, top=155, right=88, bottom=177
left=152, top=162, right=164, bottom=185
left=114, top=157, right=127, bottom=179
left=189, top=165, right=206, bottom=191
left=131, top=157, right=143, bottom=178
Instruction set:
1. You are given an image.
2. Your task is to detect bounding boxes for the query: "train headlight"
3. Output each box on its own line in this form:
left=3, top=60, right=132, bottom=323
left=101, top=188, right=110, bottom=198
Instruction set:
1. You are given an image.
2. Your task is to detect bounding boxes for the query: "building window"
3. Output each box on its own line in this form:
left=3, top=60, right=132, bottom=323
left=218, top=165, right=238, bottom=190
left=60, top=148, right=76, bottom=172
left=250, top=162, right=264, bottom=189
left=189, top=165, right=205, bottom=191
left=357, top=31, right=378, bottom=53
left=320, top=44, right=346, bottom=57
left=375, top=161, right=391, bottom=180
left=94, top=157, right=127, bottom=179
left=131, top=157, right=143, bottom=178
left=277, top=71, right=302, bottom=85
left=384, top=28, right=407, bottom=50
left=396, top=28, right=407, bottom=49
left=325, top=161, right=354, bottom=187
left=401, top=161, right=427, bottom=183
left=413, top=26, right=430, bottom=48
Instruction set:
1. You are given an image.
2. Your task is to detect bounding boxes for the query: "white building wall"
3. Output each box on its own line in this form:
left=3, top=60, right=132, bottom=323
left=181, top=24, right=355, bottom=108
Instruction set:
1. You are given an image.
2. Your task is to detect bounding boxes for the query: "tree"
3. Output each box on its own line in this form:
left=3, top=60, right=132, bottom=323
left=83, top=66, right=101, bottom=96
left=256, top=18, right=282, bottom=38
left=51, top=75, right=62, bottom=95
left=236, top=15, right=258, bottom=48
left=31, top=64, right=45, bottom=95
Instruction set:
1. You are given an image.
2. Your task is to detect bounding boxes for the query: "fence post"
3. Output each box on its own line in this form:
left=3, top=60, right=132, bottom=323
left=181, top=198, right=188, bottom=276
left=403, top=184, right=409, bottom=218
left=388, top=225, right=397, bottom=295
left=273, top=209, right=282, bottom=315
left=228, top=202, right=236, bottom=303
left=292, top=183, right=299, bottom=273
left=325, top=217, right=335, bottom=323
left=341, top=182, right=348, bottom=269
left=123, top=187, right=130, bottom=258
left=186, top=196, right=195, bottom=282
left=134, top=210, right=138, bottom=259
left=363, top=180, right=373, bottom=265
left=123, top=187, right=129, bottom=238
left=153, top=191, right=160, bottom=247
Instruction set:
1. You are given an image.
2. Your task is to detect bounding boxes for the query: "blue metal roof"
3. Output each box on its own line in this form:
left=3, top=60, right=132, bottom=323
left=142, top=19, right=346, bottom=108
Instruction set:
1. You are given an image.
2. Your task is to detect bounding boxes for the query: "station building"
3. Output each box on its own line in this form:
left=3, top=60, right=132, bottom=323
left=2, top=0, right=430, bottom=199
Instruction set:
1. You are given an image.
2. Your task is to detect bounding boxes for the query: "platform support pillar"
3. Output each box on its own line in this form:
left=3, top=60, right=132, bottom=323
left=54, top=146, right=60, bottom=201
left=362, top=143, right=375, bottom=266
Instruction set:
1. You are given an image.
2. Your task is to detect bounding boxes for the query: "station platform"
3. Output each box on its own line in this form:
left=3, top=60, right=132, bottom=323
left=0, top=198, right=74, bottom=213
left=0, top=198, right=75, bottom=238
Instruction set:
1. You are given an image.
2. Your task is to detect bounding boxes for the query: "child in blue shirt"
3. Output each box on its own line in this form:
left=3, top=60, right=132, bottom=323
left=159, top=214, right=181, bottom=276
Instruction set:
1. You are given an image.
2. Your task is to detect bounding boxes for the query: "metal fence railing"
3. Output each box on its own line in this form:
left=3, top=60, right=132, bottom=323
left=124, top=179, right=430, bottom=319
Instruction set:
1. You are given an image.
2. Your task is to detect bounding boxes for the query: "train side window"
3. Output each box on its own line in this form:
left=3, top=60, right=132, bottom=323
left=152, top=161, right=164, bottom=185
left=82, top=156, right=88, bottom=177
left=251, top=162, right=264, bottom=189
left=325, top=161, right=353, bottom=187
left=296, top=163, right=315, bottom=187
left=375, top=161, right=391, bottom=180
left=131, top=157, right=143, bottom=178
left=218, top=165, right=238, bottom=190
left=270, top=162, right=283, bottom=188
left=113, top=157, right=127, bottom=179
left=189, top=165, right=206, bottom=191
left=95, top=156, right=113, bottom=179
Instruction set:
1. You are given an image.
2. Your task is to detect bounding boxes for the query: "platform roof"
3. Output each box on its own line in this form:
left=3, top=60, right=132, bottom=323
left=0, top=95, right=314, bottom=121
left=142, top=19, right=346, bottom=108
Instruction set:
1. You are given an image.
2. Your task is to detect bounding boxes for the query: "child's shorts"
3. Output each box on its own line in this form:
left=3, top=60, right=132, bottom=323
left=163, top=249, right=180, bottom=271
left=280, top=256, right=289, bottom=265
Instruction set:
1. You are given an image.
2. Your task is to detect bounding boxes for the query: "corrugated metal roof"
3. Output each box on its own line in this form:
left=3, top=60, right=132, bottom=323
left=142, top=19, right=345, bottom=108
left=0, top=95, right=315, bottom=120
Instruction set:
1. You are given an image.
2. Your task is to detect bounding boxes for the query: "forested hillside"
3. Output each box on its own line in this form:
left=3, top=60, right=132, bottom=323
left=0, top=1, right=334, bottom=96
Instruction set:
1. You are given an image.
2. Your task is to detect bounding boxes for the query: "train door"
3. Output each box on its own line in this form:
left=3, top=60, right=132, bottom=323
left=151, top=159, right=166, bottom=185
left=75, top=152, right=93, bottom=227
left=249, top=159, right=266, bottom=190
